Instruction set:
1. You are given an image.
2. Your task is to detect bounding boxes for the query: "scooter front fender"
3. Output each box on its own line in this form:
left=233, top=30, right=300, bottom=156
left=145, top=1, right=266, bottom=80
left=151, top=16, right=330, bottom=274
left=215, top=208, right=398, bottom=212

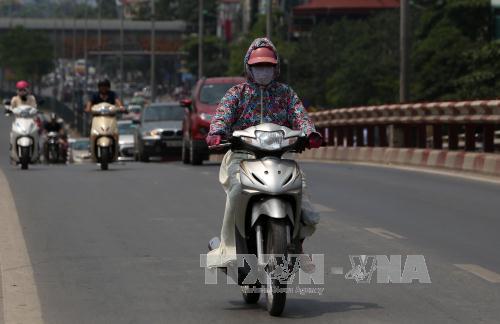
left=16, top=136, right=33, bottom=147
left=96, top=136, right=112, bottom=147
left=250, top=197, right=294, bottom=227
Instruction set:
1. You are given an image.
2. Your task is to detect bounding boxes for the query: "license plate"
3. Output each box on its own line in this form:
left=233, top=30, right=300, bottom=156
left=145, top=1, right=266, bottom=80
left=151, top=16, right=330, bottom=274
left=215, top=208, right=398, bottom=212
left=163, top=140, right=182, bottom=147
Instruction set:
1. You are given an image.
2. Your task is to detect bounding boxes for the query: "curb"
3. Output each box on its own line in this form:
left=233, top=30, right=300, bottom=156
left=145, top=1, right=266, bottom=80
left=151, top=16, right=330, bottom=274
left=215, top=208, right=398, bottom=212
left=298, top=147, right=500, bottom=177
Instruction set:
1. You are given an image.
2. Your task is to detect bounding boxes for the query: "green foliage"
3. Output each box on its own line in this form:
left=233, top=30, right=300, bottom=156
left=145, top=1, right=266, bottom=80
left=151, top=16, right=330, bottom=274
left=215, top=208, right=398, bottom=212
left=182, top=35, right=229, bottom=77
left=454, top=41, right=500, bottom=99
left=412, top=0, right=494, bottom=101
left=0, top=27, right=54, bottom=82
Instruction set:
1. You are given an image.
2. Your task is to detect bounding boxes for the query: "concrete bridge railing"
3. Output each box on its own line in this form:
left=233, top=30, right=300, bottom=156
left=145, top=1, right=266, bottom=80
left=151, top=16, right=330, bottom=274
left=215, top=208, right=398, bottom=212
left=301, top=100, right=500, bottom=177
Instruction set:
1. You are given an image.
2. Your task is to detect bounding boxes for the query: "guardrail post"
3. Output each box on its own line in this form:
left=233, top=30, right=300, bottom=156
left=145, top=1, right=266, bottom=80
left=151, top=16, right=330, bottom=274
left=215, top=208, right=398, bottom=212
left=403, top=125, right=415, bottom=148
left=327, top=126, right=335, bottom=146
left=336, top=126, right=345, bottom=147
left=432, top=125, right=442, bottom=149
left=346, top=126, right=354, bottom=147
left=367, top=125, right=375, bottom=147
left=319, top=127, right=327, bottom=146
left=378, top=125, right=388, bottom=147
left=417, top=124, right=427, bottom=148
left=465, top=124, right=476, bottom=151
left=356, top=126, right=364, bottom=147
left=448, top=124, right=459, bottom=150
left=483, top=124, right=494, bottom=153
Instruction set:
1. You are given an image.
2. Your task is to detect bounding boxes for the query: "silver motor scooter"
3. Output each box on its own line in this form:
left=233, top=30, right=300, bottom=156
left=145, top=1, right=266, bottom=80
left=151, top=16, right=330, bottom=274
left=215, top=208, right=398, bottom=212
left=211, top=123, right=307, bottom=316
left=9, top=105, right=40, bottom=169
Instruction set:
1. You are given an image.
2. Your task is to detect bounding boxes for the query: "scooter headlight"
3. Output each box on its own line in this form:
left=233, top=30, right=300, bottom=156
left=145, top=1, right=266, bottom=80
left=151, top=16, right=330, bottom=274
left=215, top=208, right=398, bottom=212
left=255, top=130, right=284, bottom=150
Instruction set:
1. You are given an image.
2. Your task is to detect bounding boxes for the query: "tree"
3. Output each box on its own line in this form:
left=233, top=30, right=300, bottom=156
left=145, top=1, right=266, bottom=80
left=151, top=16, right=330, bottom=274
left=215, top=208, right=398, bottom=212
left=325, top=12, right=400, bottom=107
left=182, top=35, right=229, bottom=78
left=0, top=27, right=54, bottom=84
left=411, top=0, right=495, bottom=101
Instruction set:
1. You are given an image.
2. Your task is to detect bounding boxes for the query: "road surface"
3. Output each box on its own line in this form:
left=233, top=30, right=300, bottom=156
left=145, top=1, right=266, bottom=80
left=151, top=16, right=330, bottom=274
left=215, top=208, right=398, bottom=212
left=1, top=115, right=500, bottom=324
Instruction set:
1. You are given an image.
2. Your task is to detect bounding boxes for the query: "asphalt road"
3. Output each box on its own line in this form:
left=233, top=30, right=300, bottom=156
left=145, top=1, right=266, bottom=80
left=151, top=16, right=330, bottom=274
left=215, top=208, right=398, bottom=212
left=1, top=115, right=500, bottom=324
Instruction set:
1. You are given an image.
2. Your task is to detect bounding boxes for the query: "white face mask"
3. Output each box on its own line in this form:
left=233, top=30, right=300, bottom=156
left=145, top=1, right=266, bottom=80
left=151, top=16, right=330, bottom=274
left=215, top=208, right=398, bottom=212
left=251, top=66, right=275, bottom=85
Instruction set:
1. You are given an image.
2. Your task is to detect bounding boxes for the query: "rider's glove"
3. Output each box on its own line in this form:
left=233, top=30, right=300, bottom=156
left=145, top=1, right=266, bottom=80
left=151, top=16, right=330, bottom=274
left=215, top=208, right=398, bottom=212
left=206, top=135, right=222, bottom=147
left=307, top=132, right=323, bottom=149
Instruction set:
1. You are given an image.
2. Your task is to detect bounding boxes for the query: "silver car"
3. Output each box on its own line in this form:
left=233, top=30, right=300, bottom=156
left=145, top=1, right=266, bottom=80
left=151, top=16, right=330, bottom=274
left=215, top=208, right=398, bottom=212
left=118, top=120, right=137, bottom=161
left=135, top=103, right=184, bottom=162
left=68, top=138, right=91, bottom=164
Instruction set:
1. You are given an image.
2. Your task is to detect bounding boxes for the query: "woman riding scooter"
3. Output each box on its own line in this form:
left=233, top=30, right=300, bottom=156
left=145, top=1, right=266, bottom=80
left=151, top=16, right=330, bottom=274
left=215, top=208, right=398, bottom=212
left=206, top=38, right=322, bottom=269
left=85, top=79, right=125, bottom=170
left=11, top=80, right=37, bottom=109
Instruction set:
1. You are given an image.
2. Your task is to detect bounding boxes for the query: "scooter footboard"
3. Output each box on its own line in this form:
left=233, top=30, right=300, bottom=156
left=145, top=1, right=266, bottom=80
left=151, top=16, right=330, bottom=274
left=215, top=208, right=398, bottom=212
left=250, top=197, right=294, bottom=228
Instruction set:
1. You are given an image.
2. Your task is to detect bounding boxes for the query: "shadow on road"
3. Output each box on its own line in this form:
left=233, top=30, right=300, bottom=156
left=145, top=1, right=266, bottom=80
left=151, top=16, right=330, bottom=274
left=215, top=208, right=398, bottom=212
left=225, top=299, right=382, bottom=319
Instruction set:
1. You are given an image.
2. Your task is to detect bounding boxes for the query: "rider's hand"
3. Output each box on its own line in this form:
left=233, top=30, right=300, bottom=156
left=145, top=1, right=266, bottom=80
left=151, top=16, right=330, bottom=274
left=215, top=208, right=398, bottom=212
left=307, top=132, right=323, bottom=149
left=206, top=135, right=222, bottom=147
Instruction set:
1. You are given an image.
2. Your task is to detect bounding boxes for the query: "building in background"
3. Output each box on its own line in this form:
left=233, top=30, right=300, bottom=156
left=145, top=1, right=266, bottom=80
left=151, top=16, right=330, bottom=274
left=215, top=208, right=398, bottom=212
left=292, top=0, right=399, bottom=34
left=217, top=0, right=241, bottom=42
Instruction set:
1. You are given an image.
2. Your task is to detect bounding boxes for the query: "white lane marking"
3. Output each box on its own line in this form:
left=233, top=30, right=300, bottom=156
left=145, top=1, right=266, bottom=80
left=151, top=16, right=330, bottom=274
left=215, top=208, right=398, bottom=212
left=330, top=267, right=344, bottom=275
left=364, top=227, right=406, bottom=240
left=455, top=264, right=500, bottom=283
left=0, top=169, right=43, bottom=324
left=312, top=203, right=336, bottom=213
left=201, top=171, right=213, bottom=176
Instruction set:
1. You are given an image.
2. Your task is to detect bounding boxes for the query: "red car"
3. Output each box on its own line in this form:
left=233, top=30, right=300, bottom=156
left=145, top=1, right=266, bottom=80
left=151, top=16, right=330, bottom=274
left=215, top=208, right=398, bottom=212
left=181, top=76, right=245, bottom=165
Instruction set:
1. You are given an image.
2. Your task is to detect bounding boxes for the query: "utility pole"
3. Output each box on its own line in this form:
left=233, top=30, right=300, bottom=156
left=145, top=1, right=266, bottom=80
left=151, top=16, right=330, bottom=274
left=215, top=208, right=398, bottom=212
left=266, top=0, right=272, bottom=39
left=150, top=0, right=156, bottom=102
left=72, top=13, right=77, bottom=129
left=83, top=0, right=89, bottom=135
left=97, top=0, right=102, bottom=76
left=119, top=2, right=124, bottom=99
left=198, top=0, right=204, bottom=80
left=400, top=0, right=409, bottom=103
left=8, top=0, right=13, bottom=28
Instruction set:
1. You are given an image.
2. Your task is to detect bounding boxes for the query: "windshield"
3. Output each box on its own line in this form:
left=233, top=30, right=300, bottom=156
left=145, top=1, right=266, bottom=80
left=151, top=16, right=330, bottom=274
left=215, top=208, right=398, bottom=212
left=72, top=140, right=89, bottom=150
left=143, top=105, right=184, bottom=122
left=118, top=122, right=136, bottom=135
left=200, top=83, right=237, bottom=105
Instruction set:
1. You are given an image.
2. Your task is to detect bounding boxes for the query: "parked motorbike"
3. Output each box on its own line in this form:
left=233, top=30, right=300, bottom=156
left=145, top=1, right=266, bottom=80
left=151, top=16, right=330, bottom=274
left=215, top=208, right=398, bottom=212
left=90, top=103, right=120, bottom=170
left=9, top=105, right=40, bottom=170
left=209, top=123, right=307, bottom=316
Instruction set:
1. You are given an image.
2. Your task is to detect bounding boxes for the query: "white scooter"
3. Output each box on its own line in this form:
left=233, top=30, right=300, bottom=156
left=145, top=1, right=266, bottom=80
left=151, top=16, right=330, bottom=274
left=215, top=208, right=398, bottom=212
left=210, top=123, right=308, bottom=316
left=9, top=105, right=40, bottom=169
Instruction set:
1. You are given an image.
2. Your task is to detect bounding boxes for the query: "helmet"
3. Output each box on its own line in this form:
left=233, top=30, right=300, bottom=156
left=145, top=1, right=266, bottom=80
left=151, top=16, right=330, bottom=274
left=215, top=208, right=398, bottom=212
left=50, top=113, right=57, bottom=121
left=97, top=79, right=111, bottom=88
left=247, top=47, right=277, bottom=66
left=16, top=80, right=29, bottom=90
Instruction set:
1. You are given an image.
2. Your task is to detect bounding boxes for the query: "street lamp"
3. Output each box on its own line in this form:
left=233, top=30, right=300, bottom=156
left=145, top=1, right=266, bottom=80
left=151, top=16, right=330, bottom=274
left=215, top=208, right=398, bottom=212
left=400, top=0, right=409, bottom=103
left=150, top=0, right=156, bottom=102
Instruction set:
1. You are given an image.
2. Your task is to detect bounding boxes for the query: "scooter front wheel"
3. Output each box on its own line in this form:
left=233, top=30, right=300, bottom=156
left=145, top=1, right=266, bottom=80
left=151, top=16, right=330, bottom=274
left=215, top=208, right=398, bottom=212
left=265, top=218, right=288, bottom=316
left=100, top=147, right=109, bottom=170
left=20, top=146, right=30, bottom=170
